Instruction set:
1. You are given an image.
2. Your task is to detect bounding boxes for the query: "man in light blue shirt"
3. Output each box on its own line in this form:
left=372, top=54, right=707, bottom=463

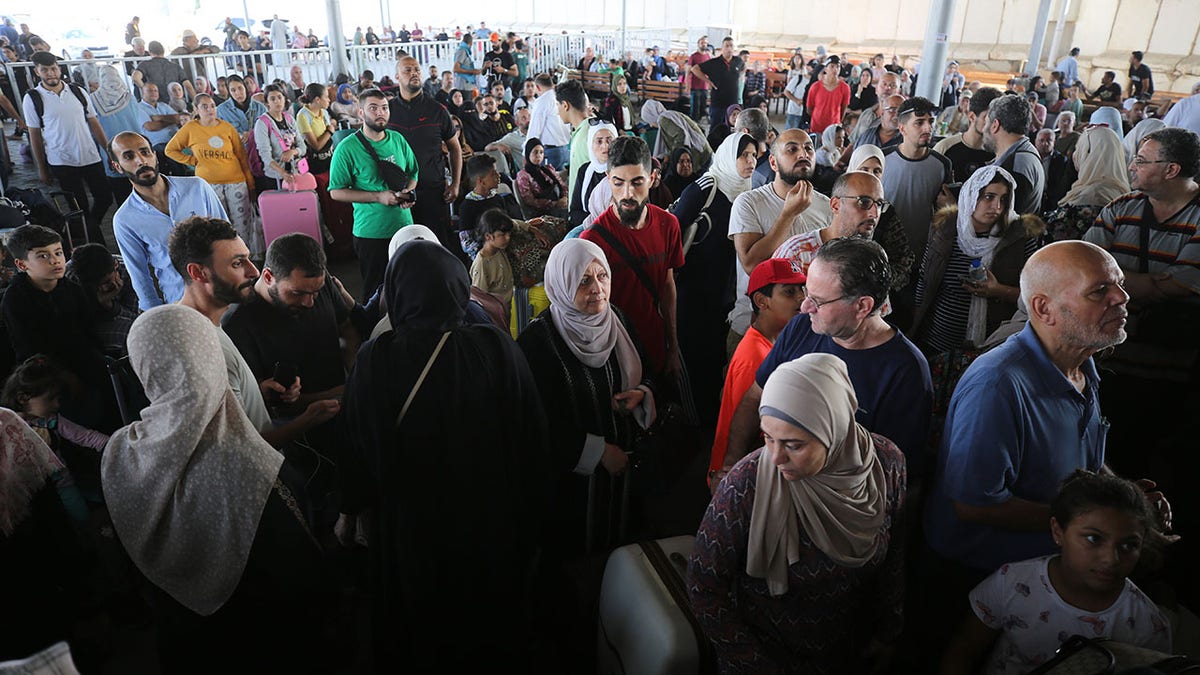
left=135, top=83, right=182, bottom=147
left=108, top=132, right=228, bottom=310
left=453, top=34, right=479, bottom=96
left=1056, top=47, right=1080, bottom=87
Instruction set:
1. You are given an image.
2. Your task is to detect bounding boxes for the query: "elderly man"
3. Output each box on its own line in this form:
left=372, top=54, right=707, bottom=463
left=719, top=236, right=931, bottom=488
left=849, top=71, right=901, bottom=144
left=485, top=106, right=531, bottom=171
left=852, top=93, right=903, bottom=155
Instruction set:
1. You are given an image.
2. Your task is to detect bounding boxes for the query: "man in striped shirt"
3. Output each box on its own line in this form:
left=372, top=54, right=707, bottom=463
left=1084, top=125, right=1200, bottom=485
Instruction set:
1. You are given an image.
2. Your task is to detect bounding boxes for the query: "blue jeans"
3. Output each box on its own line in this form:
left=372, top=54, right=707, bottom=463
left=689, top=90, right=708, bottom=121
left=708, top=104, right=725, bottom=128
left=786, top=114, right=804, bottom=130
left=543, top=145, right=569, bottom=171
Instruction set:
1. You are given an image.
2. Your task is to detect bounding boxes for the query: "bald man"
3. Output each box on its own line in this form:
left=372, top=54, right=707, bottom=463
left=924, top=240, right=1130, bottom=576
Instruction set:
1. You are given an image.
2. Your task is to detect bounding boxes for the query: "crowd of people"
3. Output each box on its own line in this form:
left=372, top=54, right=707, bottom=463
left=1, top=16, right=1200, bottom=674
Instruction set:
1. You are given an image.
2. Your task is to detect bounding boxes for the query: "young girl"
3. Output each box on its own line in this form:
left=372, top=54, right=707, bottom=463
left=941, top=470, right=1171, bottom=674
left=2, top=355, right=110, bottom=506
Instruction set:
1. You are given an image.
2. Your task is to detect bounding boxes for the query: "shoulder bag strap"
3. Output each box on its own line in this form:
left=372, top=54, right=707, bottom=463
left=356, top=130, right=390, bottom=172
left=591, top=223, right=662, bottom=309
left=395, top=331, right=451, bottom=427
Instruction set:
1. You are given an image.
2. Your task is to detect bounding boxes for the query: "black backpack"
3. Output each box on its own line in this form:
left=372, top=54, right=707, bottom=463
left=25, top=83, right=89, bottom=127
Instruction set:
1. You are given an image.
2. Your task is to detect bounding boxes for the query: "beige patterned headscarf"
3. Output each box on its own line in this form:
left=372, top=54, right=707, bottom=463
left=0, top=407, right=65, bottom=536
left=102, top=305, right=283, bottom=616
left=747, top=353, right=887, bottom=596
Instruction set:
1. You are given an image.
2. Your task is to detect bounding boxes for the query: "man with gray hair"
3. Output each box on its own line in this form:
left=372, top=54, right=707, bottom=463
left=983, top=94, right=1044, bottom=215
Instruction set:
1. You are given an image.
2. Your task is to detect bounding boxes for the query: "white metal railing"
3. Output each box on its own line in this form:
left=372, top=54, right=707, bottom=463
left=1, top=35, right=596, bottom=102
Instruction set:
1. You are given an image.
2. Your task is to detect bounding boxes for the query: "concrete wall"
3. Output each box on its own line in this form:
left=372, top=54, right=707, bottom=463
left=516, top=0, right=1200, bottom=93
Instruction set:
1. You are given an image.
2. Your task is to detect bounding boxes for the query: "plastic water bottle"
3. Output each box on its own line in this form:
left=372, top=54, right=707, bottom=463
left=968, top=258, right=988, bottom=284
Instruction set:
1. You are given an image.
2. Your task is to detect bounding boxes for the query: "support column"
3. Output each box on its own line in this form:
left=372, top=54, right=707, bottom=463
left=325, top=0, right=349, bottom=80
left=1024, top=0, right=1054, bottom=76
left=1046, top=0, right=1071, bottom=70
left=915, top=0, right=957, bottom=103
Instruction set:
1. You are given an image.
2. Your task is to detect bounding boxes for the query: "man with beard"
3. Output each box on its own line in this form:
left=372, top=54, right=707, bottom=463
left=581, top=136, right=685, bottom=377
left=386, top=57, right=464, bottom=262
left=461, top=94, right=512, bottom=156
left=172, top=217, right=340, bottom=445
left=222, top=233, right=359, bottom=411
left=849, top=71, right=900, bottom=144
left=720, top=237, right=931, bottom=484
left=773, top=171, right=887, bottom=274
left=881, top=96, right=953, bottom=273
left=23, top=51, right=111, bottom=244
left=983, top=94, right=1044, bottom=215
left=109, top=131, right=227, bottom=310
left=923, top=240, right=1136, bottom=579
left=331, top=88, right=419, bottom=297
left=933, top=87, right=1002, bottom=185
left=727, top=128, right=832, bottom=351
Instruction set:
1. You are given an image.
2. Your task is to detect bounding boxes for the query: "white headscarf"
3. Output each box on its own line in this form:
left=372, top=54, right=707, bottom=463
left=1061, top=126, right=1131, bottom=207
left=747, top=354, right=887, bottom=596
left=166, top=82, right=189, bottom=114
left=91, top=65, right=132, bottom=117
left=1123, top=118, right=1165, bottom=166
left=705, top=131, right=754, bottom=203
left=848, top=144, right=885, bottom=174
left=582, top=122, right=617, bottom=199
left=814, top=124, right=843, bottom=167
left=1088, top=107, right=1123, bottom=135
left=102, top=305, right=284, bottom=616
left=544, top=239, right=652, bottom=427
left=957, top=165, right=1018, bottom=346
left=388, top=224, right=439, bottom=258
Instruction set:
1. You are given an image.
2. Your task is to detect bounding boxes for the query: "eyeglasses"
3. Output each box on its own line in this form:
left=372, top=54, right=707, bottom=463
left=1131, top=156, right=1173, bottom=167
left=803, top=294, right=850, bottom=311
left=838, top=195, right=892, bottom=212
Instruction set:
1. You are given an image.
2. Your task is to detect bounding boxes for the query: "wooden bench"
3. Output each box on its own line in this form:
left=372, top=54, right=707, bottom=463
left=568, top=69, right=612, bottom=98
left=960, top=69, right=1016, bottom=89
left=639, top=79, right=687, bottom=106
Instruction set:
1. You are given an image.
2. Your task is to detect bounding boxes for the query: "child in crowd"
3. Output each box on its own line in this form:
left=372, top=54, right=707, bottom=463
left=941, top=470, right=1172, bottom=674
left=0, top=226, right=111, bottom=434
left=470, top=208, right=515, bottom=313
left=2, top=355, right=110, bottom=505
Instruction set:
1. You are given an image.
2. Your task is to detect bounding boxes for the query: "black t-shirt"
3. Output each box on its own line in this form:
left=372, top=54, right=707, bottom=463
left=387, top=92, right=457, bottom=193
left=1092, top=82, right=1123, bottom=102
left=1128, top=63, right=1153, bottom=98
left=698, top=55, right=744, bottom=108
left=942, top=139, right=994, bottom=184
left=221, top=277, right=350, bottom=393
left=486, top=50, right=516, bottom=88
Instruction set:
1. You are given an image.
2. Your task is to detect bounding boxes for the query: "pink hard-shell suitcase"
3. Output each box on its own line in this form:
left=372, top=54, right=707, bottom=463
left=258, top=189, right=321, bottom=248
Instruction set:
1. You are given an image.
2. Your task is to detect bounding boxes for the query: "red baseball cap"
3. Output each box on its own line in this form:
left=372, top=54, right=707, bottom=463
left=747, top=258, right=807, bottom=297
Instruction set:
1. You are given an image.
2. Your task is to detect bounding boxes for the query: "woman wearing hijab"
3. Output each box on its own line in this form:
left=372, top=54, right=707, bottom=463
left=672, top=132, right=757, bottom=423
left=101, top=305, right=334, bottom=674
left=912, top=165, right=1044, bottom=355
left=517, top=239, right=653, bottom=551
left=340, top=241, right=550, bottom=672
left=1043, top=125, right=1131, bottom=242
left=848, top=145, right=918, bottom=298
left=329, top=84, right=360, bottom=127
left=641, top=99, right=712, bottom=170
left=662, top=147, right=696, bottom=200
left=688, top=353, right=905, bottom=673
left=814, top=124, right=846, bottom=169
left=604, top=77, right=636, bottom=134
left=1088, top=106, right=1123, bottom=135
left=90, top=65, right=142, bottom=204
left=515, top=137, right=568, bottom=218
left=165, top=81, right=190, bottom=114
left=0, top=407, right=101, bottom=665
left=1122, top=117, right=1165, bottom=165
left=707, top=103, right=743, bottom=151
left=569, top=121, right=617, bottom=227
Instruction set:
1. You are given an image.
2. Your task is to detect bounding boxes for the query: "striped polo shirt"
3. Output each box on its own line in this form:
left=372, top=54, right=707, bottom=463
left=1085, top=190, right=1200, bottom=294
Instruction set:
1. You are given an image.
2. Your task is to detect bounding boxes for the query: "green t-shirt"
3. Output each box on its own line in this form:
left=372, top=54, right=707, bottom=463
left=568, top=122, right=591, bottom=199
left=514, top=52, right=530, bottom=83
left=328, top=130, right=419, bottom=239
